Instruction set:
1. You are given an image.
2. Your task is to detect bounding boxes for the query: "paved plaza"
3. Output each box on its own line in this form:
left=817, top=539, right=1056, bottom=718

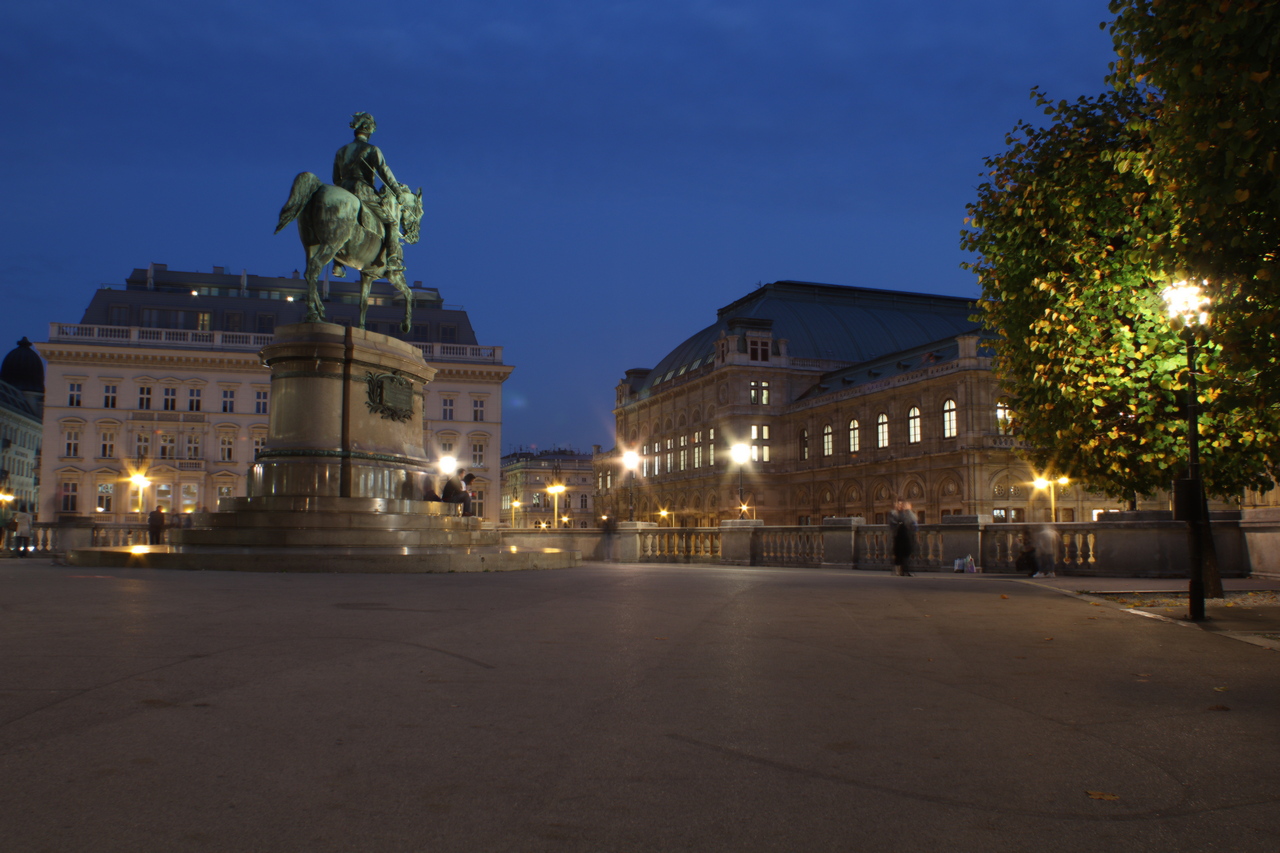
left=1, top=560, right=1277, bottom=852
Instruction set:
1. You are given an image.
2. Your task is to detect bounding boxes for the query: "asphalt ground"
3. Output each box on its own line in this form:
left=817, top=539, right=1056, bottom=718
left=1, top=559, right=1277, bottom=852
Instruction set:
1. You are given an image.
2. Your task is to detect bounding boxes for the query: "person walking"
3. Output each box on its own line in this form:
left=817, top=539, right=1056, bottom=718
left=147, top=506, right=166, bottom=546
left=888, top=499, right=918, bottom=577
left=12, top=503, right=33, bottom=557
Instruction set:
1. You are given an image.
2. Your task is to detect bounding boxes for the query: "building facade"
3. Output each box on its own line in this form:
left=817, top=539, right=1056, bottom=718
left=38, top=264, right=512, bottom=525
left=0, top=337, right=44, bottom=519
left=595, top=280, right=1132, bottom=527
left=500, top=448, right=597, bottom=528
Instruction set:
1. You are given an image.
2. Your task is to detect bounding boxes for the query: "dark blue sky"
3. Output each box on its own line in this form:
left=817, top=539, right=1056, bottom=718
left=2, top=0, right=1118, bottom=453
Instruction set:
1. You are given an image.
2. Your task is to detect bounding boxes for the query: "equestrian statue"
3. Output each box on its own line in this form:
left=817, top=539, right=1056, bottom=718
left=275, top=112, right=424, bottom=332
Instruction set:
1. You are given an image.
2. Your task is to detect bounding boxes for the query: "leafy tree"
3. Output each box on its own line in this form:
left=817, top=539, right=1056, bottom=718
left=961, top=88, right=1280, bottom=500
left=1108, top=0, right=1280, bottom=392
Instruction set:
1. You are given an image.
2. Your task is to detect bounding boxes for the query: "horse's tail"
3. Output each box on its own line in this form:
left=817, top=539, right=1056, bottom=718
left=275, top=172, right=323, bottom=234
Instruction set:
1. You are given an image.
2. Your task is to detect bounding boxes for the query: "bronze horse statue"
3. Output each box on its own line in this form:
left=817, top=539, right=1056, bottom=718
left=275, top=173, right=424, bottom=332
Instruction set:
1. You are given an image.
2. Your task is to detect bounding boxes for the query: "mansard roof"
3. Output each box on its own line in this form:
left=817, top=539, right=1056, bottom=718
left=634, top=281, right=980, bottom=397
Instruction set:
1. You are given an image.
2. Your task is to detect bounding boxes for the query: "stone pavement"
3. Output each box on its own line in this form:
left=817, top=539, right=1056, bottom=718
left=1, top=559, right=1277, bottom=852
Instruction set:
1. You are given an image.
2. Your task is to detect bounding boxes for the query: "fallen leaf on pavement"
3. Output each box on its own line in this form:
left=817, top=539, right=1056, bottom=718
left=1043, top=637, right=1054, bottom=641
left=1213, top=687, right=1227, bottom=692
left=1000, top=594, right=1009, bottom=599
left=1086, top=791, right=1120, bottom=801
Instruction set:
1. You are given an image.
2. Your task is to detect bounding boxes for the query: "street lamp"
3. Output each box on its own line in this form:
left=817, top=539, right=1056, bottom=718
left=730, top=443, right=750, bottom=519
left=511, top=499, right=521, bottom=528
left=1161, top=280, right=1210, bottom=621
left=658, top=509, right=669, bottom=527
left=130, top=473, right=151, bottom=515
left=1032, top=475, right=1069, bottom=522
left=547, top=483, right=565, bottom=531
left=621, top=450, right=639, bottom=522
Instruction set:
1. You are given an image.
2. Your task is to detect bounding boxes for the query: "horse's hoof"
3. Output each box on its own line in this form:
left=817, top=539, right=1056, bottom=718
left=401, top=323, right=411, bottom=335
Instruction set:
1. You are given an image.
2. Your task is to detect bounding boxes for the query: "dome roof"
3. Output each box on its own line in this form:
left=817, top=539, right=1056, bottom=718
left=635, top=281, right=980, bottom=396
left=0, top=338, right=44, bottom=395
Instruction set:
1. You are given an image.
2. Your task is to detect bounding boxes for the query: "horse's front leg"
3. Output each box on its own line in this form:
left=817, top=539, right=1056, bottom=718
left=393, top=275, right=413, bottom=334
left=303, top=247, right=331, bottom=324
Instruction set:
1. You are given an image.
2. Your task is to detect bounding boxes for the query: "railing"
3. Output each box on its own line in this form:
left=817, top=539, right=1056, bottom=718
left=757, top=527, right=824, bottom=566
left=855, top=525, right=948, bottom=570
left=982, top=523, right=1098, bottom=573
left=48, top=324, right=274, bottom=351
left=412, top=343, right=504, bottom=364
left=637, top=528, right=721, bottom=562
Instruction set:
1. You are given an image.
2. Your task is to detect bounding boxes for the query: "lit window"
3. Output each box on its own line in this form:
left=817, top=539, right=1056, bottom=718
left=822, top=424, right=833, bottom=457
left=877, top=413, right=889, bottom=448
left=996, top=401, right=1014, bottom=435
left=97, top=483, right=114, bottom=513
left=749, top=380, right=770, bottom=405
left=907, top=407, right=921, bottom=444
left=849, top=419, right=860, bottom=453
left=942, top=399, right=958, bottom=438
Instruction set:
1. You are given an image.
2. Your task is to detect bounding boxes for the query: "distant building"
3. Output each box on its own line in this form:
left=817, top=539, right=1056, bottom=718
left=0, top=338, right=44, bottom=515
left=501, top=448, right=596, bottom=528
left=596, top=280, right=1128, bottom=526
left=38, top=264, right=512, bottom=524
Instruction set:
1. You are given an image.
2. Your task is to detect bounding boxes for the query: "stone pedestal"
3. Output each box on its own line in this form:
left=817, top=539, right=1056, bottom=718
left=246, top=322, right=438, bottom=503
left=68, top=323, right=580, bottom=573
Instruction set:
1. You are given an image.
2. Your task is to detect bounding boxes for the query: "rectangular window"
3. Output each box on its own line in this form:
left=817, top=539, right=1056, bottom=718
left=155, top=483, right=173, bottom=513
left=108, top=305, right=130, bottom=325
left=163, top=387, right=177, bottom=411
left=257, top=314, right=276, bottom=334
left=219, top=435, right=235, bottom=462
left=693, top=445, right=703, bottom=468
left=188, top=389, right=202, bottom=412
left=749, top=380, right=770, bottom=405
left=440, top=325, right=457, bottom=344
left=253, top=435, right=267, bottom=457
left=222, top=389, right=235, bottom=413
left=181, top=484, right=199, bottom=513
left=255, top=390, right=269, bottom=415
left=472, top=443, right=485, bottom=467
left=197, top=313, right=212, bottom=332
left=473, top=490, right=485, bottom=518
left=441, top=398, right=454, bottom=420
left=103, top=384, right=117, bottom=409
left=130, top=485, right=143, bottom=513
left=748, top=339, right=770, bottom=362
left=135, top=433, right=151, bottom=460
left=751, top=445, right=771, bottom=462
left=472, top=399, right=485, bottom=422
left=218, top=485, right=234, bottom=499
left=60, top=482, right=78, bottom=513
left=138, top=386, right=152, bottom=410
left=64, top=429, right=81, bottom=458
left=68, top=383, right=82, bottom=407
left=97, top=483, right=114, bottom=513
left=99, top=431, right=115, bottom=459
left=141, top=308, right=163, bottom=328
left=185, top=434, right=201, bottom=459
left=223, top=312, right=243, bottom=333
left=159, top=434, right=176, bottom=459
left=679, top=449, right=687, bottom=471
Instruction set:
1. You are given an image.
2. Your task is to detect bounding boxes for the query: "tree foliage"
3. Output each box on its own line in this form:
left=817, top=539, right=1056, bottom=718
left=1108, top=0, right=1280, bottom=392
left=961, top=89, right=1280, bottom=500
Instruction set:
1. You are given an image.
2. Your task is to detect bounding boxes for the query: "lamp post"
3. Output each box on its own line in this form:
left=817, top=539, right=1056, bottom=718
left=511, top=499, right=521, bottom=529
left=129, top=473, right=151, bottom=516
left=730, top=443, right=750, bottom=519
left=621, top=450, right=639, bottom=522
left=1161, top=280, right=1210, bottom=622
left=547, top=483, right=565, bottom=531
left=1032, top=475, right=1069, bottom=522
left=659, top=509, right=669, bottom=527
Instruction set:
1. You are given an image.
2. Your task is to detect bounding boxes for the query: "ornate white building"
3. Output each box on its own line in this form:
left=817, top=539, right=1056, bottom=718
left=37, top=265, right=512, bottom=524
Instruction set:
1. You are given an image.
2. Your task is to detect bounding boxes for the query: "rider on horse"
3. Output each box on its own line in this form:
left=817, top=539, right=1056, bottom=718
left=332, top=112, right=406, bottom=277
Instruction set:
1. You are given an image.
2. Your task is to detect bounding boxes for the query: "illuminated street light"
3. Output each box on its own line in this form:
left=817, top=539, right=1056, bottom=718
left=1032, top=475, right=1069, bottom=522
left=1162, top=279, right=1211, bottom=621
left=547, top=483, right=565, bottom=530
left=511, top=499, right=521, bottom=528
left=730, top=443, right=750, bottom=519
left=621, top=450, right=639, bottom=522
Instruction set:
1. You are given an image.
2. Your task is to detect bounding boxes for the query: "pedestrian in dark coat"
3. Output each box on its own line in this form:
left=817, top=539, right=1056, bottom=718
left=147, top=506, right=166, bottom=545
left=888, top=499, right=917, bottom=577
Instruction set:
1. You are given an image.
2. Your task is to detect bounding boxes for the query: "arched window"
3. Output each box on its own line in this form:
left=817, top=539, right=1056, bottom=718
left=996, top=400, right=1014, bottom=436
left=799, top=428, right=810, bottom=461
left=876, top=413, right=889, bottom=448
left=907, top=407, right=921, bottom=444
left=849, top=419, right=860, bottom=453
left=942, top=399, right=958, bottom=439
left=821, top=424, right=833, bottom=457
